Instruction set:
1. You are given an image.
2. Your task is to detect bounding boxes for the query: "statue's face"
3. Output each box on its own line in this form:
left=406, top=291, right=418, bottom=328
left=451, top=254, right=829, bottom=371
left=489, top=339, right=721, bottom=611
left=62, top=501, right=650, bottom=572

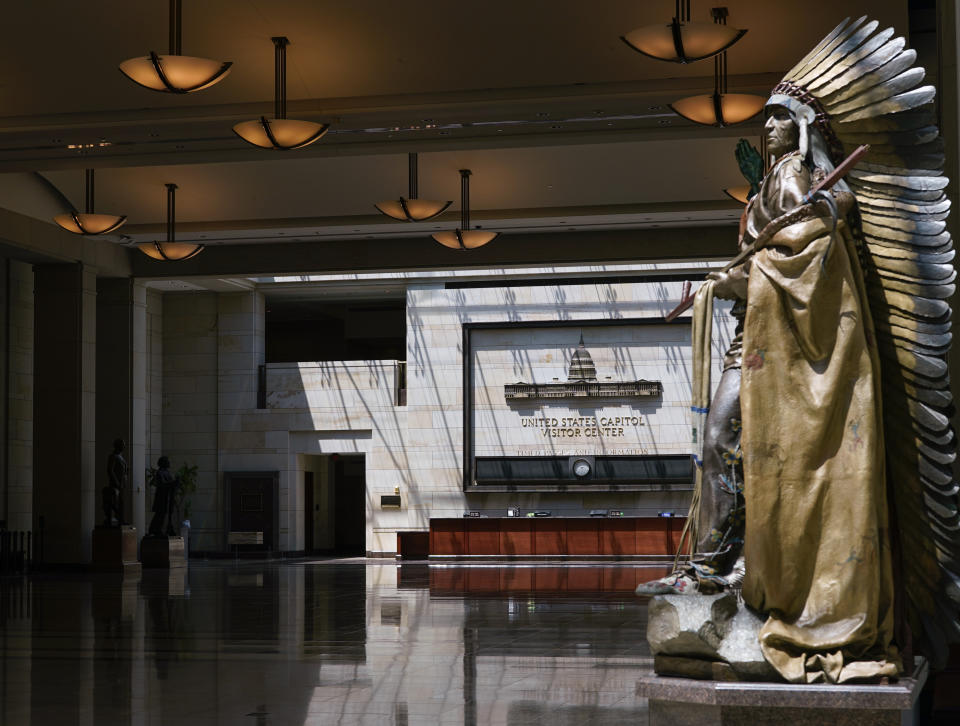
left=765, top=106, right=799, bottom=157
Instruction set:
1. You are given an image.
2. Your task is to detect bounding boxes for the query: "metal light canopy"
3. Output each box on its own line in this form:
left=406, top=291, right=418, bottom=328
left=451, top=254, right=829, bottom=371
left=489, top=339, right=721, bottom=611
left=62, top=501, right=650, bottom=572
left=668, top=8, right=764, bottom=127
left=233, top=37, right=329, bottom=150
left=376, top=153, right=452, bottom=221
left=119, top=0, right=231, bottom=93
left=53, top=169, right=127, bottom=236
left=137, top=184, right=203, bottom=261
left=432, top=170, right=498, bottom=250
left=621, top=0, right=746, bottom=64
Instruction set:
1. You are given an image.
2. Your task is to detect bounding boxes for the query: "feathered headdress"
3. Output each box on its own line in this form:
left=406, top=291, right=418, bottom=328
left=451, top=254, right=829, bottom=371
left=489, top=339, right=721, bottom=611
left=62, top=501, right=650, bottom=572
left=768, top=17, right=959, bottom=669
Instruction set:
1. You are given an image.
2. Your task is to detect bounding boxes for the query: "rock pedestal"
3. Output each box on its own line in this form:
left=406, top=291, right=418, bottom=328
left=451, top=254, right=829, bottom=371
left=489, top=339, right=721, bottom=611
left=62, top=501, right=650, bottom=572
left=140, top=535, right=186, bottom=569
left=641, top=593, right=928, bottom=724
left=91, top=525, right=141, bottom=577
left=646, top=592, right=777, bottom=681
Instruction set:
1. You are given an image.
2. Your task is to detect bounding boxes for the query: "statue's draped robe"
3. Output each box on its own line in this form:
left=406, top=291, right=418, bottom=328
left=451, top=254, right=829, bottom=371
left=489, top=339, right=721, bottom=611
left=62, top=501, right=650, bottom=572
left=740, top=151, right=901, bottom=683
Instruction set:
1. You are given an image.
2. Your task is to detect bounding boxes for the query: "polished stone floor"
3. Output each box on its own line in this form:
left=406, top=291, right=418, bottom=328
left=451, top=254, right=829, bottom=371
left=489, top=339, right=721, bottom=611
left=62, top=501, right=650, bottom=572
left=0, top=560, right=673, bottom=725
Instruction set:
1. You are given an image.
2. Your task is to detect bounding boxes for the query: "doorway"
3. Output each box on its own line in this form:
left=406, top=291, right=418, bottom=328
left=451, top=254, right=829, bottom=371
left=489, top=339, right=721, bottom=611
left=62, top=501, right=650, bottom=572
left=302, top=454, right=366, bottom=555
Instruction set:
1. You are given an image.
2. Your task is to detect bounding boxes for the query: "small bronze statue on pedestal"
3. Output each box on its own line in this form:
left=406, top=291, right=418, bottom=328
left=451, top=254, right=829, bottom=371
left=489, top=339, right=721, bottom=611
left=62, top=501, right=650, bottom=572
left=147, top=456, right=180, bottom=538
left=101, top=438, right=128, bottom=527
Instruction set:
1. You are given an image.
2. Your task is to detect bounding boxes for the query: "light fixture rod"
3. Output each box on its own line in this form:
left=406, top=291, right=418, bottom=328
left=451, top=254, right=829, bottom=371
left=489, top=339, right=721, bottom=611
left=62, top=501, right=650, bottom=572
left=169, top=0, right=182, bottom=55
left=408, top=153, right=418, bottom=199
left=84, top=169, right=95, bottom=214
left=459, top=169, right=471, bottom=229
left=273, top=36, right=289, bottom=120
left=165, top=183, right=177, bottom=242
left=711, top=7, right=729, bottom=124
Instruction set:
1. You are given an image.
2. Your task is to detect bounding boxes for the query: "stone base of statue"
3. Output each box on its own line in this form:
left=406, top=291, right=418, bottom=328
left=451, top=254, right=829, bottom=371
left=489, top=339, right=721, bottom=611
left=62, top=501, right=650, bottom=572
left=91, top=525, right=141, bottom=577
left=645, top=592, right=778, bottom=681
left=637, top=659, right=927, bottom=726
left=639, top=592, right=928, bottom=724
left=140, top=535, right=186, bottom=569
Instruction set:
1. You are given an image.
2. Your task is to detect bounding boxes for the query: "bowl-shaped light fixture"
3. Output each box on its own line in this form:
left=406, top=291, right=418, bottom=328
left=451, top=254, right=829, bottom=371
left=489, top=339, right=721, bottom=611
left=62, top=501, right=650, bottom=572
left=119, top=0, right=231, bottom=93
left=137, top=184, right=203, bottom=261
left=53, top=169, right=127, bottom=236
left=621, top=0, right=746, bottom=63
left=233, top=37, right=329, bottom=150
left=670, top=93, right=765, bottom=127
left=376, top=153, right=452, bottom=221
left=723, top=185, right=751, bottom=204
left=432, top=229, right=499, bottom=250
left=668, top=8, right=764, bottom=127
left=432, top=170, right=498, bottom=251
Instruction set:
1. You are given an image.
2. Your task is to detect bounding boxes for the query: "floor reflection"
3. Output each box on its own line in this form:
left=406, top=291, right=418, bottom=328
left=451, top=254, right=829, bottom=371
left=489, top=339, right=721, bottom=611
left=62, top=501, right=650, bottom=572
left=0, top=561, right=660, bottom=725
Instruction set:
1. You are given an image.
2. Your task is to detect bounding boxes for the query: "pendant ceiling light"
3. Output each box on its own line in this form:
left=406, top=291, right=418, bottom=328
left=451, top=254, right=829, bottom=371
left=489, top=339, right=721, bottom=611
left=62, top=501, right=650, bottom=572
left=119, top=0, right=232, bottom=93
left=137, top=184, right=203, bottom=261
left=233, top=37, right=330, bottom=150
left=432, top=170, right=497, bottom=251
left=621, top=0, right=746, bottom=64
left=375, top=153, right=452, bottom=222
left=53, top=169, right=127, bottom=236
left=668, top=8, right=764, bottom=127
left=723, top=186, right=751, bottom=204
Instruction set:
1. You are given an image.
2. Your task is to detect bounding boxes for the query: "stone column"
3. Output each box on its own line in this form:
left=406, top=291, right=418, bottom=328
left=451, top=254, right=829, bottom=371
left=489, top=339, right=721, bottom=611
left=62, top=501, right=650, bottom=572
left=6, top=260, right=34, bottom=531
left=33, top=263, right=96, bottom=564
left=162, top=292, right=218, bottom=551
left=94, top=278, right=149, bottom=536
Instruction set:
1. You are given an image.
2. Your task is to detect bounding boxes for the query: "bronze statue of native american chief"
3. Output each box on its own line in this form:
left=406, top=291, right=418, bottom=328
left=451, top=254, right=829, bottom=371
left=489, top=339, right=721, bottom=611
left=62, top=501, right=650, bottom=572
left=639, top=16, right=960, bottom=684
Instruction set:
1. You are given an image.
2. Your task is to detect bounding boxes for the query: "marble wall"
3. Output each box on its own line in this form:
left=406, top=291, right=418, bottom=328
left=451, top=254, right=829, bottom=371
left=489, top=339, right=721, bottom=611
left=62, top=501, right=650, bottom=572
left=156, top=274, right=732, bottom=555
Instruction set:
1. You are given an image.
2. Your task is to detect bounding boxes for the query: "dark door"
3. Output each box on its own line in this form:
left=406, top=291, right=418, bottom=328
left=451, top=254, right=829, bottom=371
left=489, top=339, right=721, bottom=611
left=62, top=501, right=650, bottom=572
left=226, top=472, right=277, bottom=551
left=304, top=470, right=314, bottom=552
left=333, top=456, right=365, bottom=555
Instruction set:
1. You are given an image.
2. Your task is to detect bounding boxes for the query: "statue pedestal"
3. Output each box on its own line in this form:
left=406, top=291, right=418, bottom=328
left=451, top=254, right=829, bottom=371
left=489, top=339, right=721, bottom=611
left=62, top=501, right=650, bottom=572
left=91, top=525, right=141, bottom=577
left=636, top=660, right=928, bottom=725
left=140, top=535, right=186, bottom=569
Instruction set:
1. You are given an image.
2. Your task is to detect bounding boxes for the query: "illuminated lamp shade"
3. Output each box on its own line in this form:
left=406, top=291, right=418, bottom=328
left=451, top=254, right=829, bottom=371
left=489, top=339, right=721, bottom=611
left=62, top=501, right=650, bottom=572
left=723, top=185, right=751, bottom=204
left=232, top=118, right=328, bottom=151
left=53, top=169, right=126, bottom=236
left=670, top=92, right=765, bottom=127
left=234, top=37, right=329, bottom=150
left=432, top=230, right=498, bottom=250
left=621, top=0, right=745, bottom=64
left=119, top=54, right=231, bottom=93
left=431, top=169, right=497, bottom=251
left=55, top=212, right=127, bottom=235
left=119, top=0, right=231, bottom=93
left=137, top=241, right=203, bottom=261
left=137, top=183, right=203, bottom=262
left=375, top=153, right=452, bottom=221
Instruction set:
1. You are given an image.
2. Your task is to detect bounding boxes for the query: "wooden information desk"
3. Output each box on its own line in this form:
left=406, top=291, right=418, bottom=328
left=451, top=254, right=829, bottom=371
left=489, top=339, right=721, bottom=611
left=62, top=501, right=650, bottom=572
left=429, top=516, right=685, bottom=558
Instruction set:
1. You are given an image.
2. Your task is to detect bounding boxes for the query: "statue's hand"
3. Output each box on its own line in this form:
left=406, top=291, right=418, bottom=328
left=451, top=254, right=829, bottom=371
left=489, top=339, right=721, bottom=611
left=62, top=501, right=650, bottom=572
left=708, top=266, right=748, bottom=301
left=735, top=139, right=764, bottom=199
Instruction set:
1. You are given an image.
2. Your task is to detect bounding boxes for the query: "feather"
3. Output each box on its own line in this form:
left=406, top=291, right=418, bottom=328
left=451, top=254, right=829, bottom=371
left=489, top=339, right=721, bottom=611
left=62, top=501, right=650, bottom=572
left=784, top=17, right=860, bottom=80
left=825, top=48, right=918, bottom=106
left=860, top=212, right=947, bottom=235
left=807, top=27, right=896, bottom=92
left=857, top=191, right=950, bottom=215
left=796, top=20, right=880, bottom=88
left=830, top=67, right=926, bottom=115
left=835, top=85, right=937, bottom=122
